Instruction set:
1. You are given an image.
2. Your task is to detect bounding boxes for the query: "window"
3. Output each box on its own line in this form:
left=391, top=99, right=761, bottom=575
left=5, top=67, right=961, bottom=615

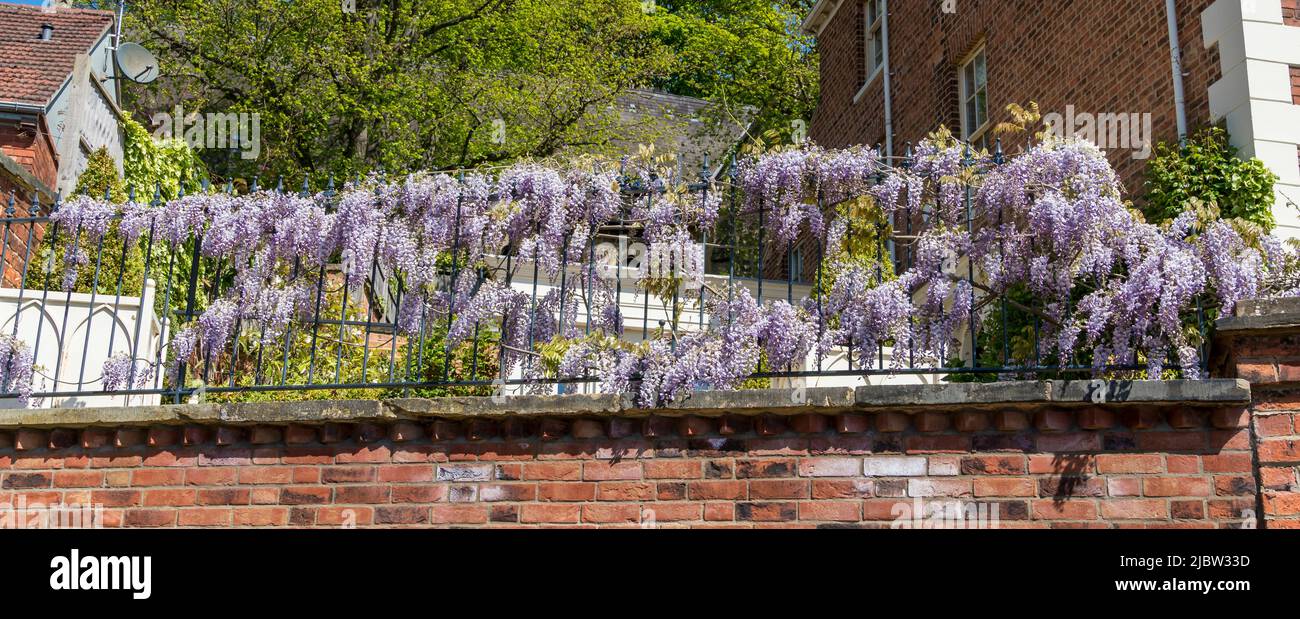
left=959, top=47, right=989, bottom=149
left=864, top=0, right=885, bottom=82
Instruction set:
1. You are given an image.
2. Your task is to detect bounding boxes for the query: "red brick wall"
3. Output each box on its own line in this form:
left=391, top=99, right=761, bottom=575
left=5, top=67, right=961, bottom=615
left=809, top=0, right=1221, bottom=199
left=0, top=407, right=1255, bottom=528
left=0, top=117, right=58, bottom=190
left=0, top=114, right=55, bottom=287
left=1220, top=331, right=1300, bottom=528
left=1284, top=0, right=1300, bottom=26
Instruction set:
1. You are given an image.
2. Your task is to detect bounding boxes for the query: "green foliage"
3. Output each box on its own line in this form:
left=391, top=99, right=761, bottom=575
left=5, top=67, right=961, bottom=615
left=945, top=285, right=1042, bottom=383
left=74, top=147, right=127, bottom=203
left=115, top=0, right=816, bottom=178
left=122, top=116, right=209, bottom=199
left=209, top=287, right=500, bottom=403
left=648, top=0, right=819, bottom=145
left=1143, top=127, right=1278, bottom=230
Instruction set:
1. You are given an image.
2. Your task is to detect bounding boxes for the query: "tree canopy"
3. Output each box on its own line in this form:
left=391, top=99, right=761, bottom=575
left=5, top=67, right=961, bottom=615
left=116, top=0, right=818, bottom=181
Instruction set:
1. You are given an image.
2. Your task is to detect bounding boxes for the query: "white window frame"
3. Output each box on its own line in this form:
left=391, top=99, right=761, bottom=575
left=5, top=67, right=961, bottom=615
left=958, top=46, right=990, bottom=149
left=864, top=0, right=885, bottom=85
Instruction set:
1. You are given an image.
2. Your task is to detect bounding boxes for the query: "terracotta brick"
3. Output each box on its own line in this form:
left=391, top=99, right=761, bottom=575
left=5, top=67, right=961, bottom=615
left=582, top=503, right=640, bottom=524
left=736, top=501, right=797, bottom=522
left=125, top=509, right=177, bottom=527
left=179, top=508, right=232, bottom=527
left=835, top=413, right=870, bottom=434
left=1031, top=499, right=1097, bottom=521
left=571, top=418, right=605, bottom=439
left=992, top=411, right=1029, bottom=432
left=582, top=461, right=641, bottom=481
left=375, top=506, right=431, bottom=525
left=751, top=479, right=812, bottom=499
left=1100, top=499, right=1167, bottom=520
left=735, top=458, right=798, bottom=478
left=959, top=455, right=1025, bottom=475
left=1096, top=454, right=1163, bottom=474
left=522, top=462, right=581, bottom=481
left=81, top=428, right=114, bottom=449
left=1202, top=453, right=1252, bottom=473
left=388, top=421, right=424, bottom=442
left=1256, top=414, right=1296, bottom=437
left=1210, top=408, right=1249, bottom=429
left=972, top=477, right=1035, bottom=497
left=798, top=501, right=860, bottom=522
left=249, top=426, right=283, bottom=444
left=1035, top=409, right=1072, bottom=432
left=1166, top=455, right=1201, bottom=474
left=798, top=457, right=861, bottom=477
left=875, top=411, right=909, bottom=433
left=1077, top=408, right=1115, bottom=430
left=688, top=480, right=747, bottom=500
left=913, top=412, right=948, bottom=433
left=14, top=429, right=47, bottom=451
left=520, top=504, right=580, bottom=524
left=953, top=412, right=988, bottom=432
left=597, top=481, right=655, bottom=501
left=538, top=482, right=596, bottom=502
left=1143, top=477, right=1211, bottom=497
left=1166, top=410, right=1203, bottom=430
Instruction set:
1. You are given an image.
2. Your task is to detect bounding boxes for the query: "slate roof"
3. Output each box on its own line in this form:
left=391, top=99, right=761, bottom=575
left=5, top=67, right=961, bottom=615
left=613, top=89, right=755, bottom=179
left=0, top=4, right=114, bottom=108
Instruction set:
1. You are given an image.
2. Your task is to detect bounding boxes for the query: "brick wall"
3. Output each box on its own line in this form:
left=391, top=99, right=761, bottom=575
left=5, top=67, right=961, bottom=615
left=0, top=117, right=58, bottom=190
left=1291, top=66, right=1300, bottom=105
left=0, top=146, right=52, bottom=288
left=0, top=404, right=1256, bottom=529
left=1284, top=0, right=1300, bottom=26
left=809, top=0, right=1221, bottom=199
left=1216, top=319, right=1300, bottom=528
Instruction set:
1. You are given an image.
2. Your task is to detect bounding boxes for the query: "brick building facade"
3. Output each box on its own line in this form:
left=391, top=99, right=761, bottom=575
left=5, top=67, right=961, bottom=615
left=803, top=0, right=1300, bottom=239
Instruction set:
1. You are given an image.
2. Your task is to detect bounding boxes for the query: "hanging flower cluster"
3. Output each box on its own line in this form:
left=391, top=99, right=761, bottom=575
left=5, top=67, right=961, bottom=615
left=0, top=335, right=34, bottom=406
left=22, top=137, right=1298, bottom=409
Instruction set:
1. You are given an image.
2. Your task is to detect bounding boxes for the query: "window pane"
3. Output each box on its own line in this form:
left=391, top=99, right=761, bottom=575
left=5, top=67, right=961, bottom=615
left=963, top=64, right=975, bottom=99
left=975, top=89, right=987, bottom=128
left=873, top=37, right=884, bottom=68
left=965, top=98, right=977, bottom=137
left=975, top=52, right=987, bottom=88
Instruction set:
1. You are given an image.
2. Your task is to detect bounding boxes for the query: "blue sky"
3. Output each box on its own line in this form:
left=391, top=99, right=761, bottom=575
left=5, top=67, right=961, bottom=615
left=1, top=0, right=52, bottom=5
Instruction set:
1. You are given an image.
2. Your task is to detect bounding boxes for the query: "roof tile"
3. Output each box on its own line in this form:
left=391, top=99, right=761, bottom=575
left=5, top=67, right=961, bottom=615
left=0, top=4, right=114, bottom=107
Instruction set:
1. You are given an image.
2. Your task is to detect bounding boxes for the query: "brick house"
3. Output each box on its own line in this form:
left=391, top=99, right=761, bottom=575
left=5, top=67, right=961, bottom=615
left=802, top=0, right=1300, bottom=240
left=0, top=4, right=123, bottom=285
left=0, top=3, right=123, bottom=201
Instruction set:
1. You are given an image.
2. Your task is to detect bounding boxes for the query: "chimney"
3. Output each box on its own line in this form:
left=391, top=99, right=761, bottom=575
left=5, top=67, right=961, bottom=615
left=39, top=24, right=54, bottom=41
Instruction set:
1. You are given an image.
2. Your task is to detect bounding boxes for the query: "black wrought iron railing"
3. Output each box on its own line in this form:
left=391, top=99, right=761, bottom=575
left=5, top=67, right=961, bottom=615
left=0, top=149, right=1211, bottom=408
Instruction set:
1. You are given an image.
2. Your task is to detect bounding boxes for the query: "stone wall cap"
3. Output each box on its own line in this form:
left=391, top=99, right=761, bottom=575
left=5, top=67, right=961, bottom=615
left=1216, top=297, right=1300, bottom=333
left=0, top=379, right=1250, bottom=429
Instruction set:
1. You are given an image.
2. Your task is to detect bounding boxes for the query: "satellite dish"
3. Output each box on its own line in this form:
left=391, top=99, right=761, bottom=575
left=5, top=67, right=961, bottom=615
left=114, top=42, right=159, bottom=84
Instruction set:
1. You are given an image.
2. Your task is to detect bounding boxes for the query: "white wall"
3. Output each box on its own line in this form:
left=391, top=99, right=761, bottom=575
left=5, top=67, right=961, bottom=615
left=48, top=28, right=126, bottom=197
left=0, top=280, right=167, bottom=408
left=1203, top=0, right=1300, bottom=240
left=497, top=260, right=940, bottom=396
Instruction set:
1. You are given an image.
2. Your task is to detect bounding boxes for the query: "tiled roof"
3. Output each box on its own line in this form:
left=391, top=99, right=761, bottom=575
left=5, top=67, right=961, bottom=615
left=0, top=4, right=114, bottom=108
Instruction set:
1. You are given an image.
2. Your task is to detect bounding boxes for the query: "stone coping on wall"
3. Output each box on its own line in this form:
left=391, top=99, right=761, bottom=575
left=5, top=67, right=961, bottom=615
left=1216, top=297, right=1300, bottom=333
left=0, top=379, right=1250, bottom=431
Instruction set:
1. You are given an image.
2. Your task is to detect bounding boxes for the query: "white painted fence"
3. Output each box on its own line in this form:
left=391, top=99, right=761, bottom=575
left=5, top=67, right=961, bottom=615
left=0, top=279, right=168, bottom=408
